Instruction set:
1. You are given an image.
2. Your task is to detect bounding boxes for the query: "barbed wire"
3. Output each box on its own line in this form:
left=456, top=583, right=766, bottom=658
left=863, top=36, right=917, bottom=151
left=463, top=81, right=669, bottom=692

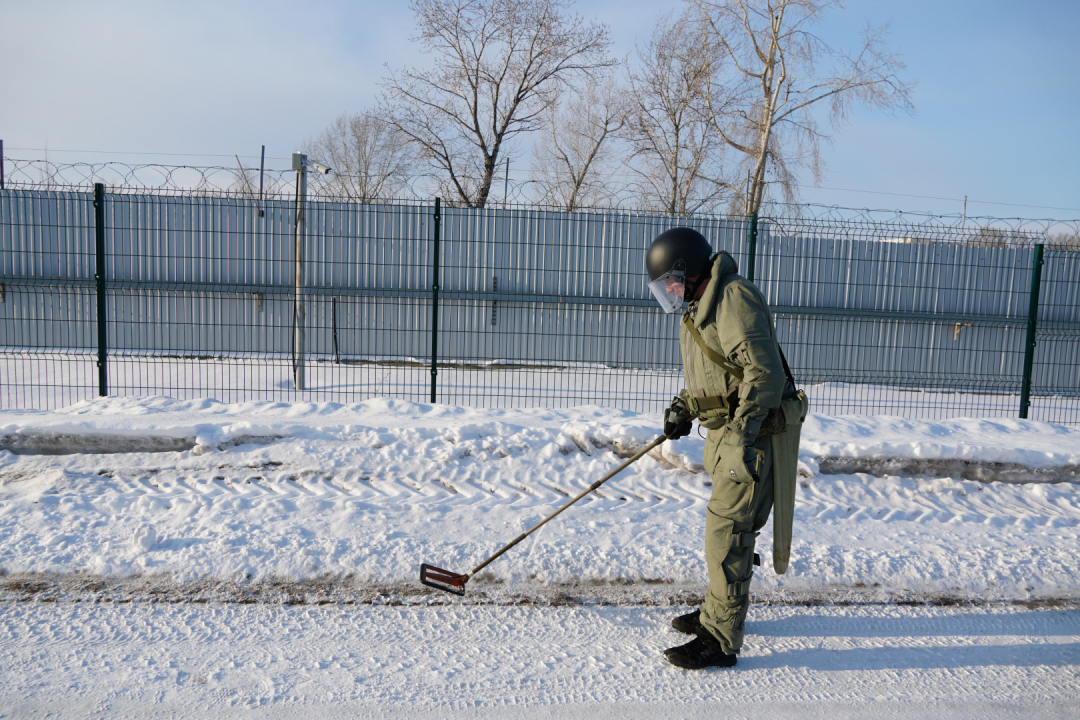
left=2, top=158, right=303, bottom=200
left=763, top=204, right=1080, bottom=249
left=0, top=158, right=531, bottom=205
left=2, top=157, right=1077, bottom=248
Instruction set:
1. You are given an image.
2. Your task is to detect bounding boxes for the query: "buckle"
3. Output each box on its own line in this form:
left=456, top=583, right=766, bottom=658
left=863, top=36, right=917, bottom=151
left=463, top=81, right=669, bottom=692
left=730, top=532, right=758, bottom=548
left=727, top=578, right=752, bottom=597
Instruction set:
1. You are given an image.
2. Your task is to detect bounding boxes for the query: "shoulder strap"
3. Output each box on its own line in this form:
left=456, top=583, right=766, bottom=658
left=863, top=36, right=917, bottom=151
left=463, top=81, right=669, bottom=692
left=683, top=311, right=798, bottom=387
left=777, top=345, right=796, bottom=385
left=682, top=312, right=744, bottom=380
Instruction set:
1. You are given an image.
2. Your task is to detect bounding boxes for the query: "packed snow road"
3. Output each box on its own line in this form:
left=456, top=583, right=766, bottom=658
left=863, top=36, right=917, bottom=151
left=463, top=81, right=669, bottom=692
left=1, top=601, right=1077, bottom=719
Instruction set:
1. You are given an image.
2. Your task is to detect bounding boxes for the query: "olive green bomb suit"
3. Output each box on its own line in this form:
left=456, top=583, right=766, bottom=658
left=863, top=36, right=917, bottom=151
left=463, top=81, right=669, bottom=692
left=679, top=251, right=790, bottom=655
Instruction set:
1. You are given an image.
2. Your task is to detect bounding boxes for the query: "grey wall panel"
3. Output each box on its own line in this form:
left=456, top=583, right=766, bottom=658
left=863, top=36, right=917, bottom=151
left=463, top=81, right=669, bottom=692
left=2, top=189, right=1077, bottom=413
left=439, top=209, right=749, bottom=301
left=758, top=234, right=1032, bottom=317
left=775, top=314, right=1029, bottom=390
left=432, top=298, right=682, bottom=369
left=106, top=195, right=295, bottom=286
left=0, top=190, right=94, bottom=279
left=1041, top=251, right=1080, bottom=324
left=305, top=201, right=431, bottom=292
left=1033, top=336, right=1080, bottom=394
left=0, top=285, right=97, bottom=350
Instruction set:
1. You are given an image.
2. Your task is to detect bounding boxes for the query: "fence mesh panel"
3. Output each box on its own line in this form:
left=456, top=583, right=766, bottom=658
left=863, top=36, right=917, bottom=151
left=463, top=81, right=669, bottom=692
left=2, top=182, right=1078, bottom=423
left=758, top=218, right=1042, bottom=419
left=1031, top=250, right=1080, bottom=424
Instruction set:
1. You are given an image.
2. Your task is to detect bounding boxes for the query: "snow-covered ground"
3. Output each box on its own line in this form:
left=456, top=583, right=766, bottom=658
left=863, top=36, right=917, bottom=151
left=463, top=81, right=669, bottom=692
left=7, top=352, right=1079, bottom=422
left=1, top=396, right=1079, bottom=716
left=3, top=602, right=1078, bottom=719
left=1, top=396, right=1078, bottom=600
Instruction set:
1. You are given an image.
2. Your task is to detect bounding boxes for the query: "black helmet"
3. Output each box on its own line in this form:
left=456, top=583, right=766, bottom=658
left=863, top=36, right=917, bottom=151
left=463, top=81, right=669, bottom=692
left=646, top=227, right=713, bottom=281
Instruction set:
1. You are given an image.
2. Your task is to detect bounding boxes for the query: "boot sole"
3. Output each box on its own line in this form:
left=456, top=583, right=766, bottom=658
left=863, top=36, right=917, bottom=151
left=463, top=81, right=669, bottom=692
left=664, top=650, right=738, bottom=670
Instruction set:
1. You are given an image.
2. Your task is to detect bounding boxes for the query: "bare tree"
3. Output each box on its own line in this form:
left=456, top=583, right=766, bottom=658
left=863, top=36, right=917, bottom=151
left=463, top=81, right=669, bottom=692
left=1048, top=231, right=1080, bottom=251
left=229, top=155, right=262, bottom=199
left=624, top=11, right=729, bottom=215
left=302, top=112, right=414, bottom=201
left=690, top=0, right=915, bottom=215
left=529, top=75, right=628, bottom=210
left=970, top=226, right=1033, bottom=248
left=380, top=0, right=613, bottom=208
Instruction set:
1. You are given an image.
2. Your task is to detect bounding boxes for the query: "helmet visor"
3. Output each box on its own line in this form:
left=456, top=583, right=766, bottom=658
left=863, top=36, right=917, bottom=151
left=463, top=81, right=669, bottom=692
left=647, top=262, right=686, bottom=314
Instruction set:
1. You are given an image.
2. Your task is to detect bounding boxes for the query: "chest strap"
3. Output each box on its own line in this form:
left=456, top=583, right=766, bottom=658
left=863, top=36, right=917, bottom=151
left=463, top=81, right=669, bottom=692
left=685, top=394, right=727, bottom=413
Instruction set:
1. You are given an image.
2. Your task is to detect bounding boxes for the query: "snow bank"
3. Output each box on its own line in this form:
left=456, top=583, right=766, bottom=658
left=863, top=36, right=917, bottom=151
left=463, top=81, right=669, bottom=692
left=0, top=397, right=1078, bottom=601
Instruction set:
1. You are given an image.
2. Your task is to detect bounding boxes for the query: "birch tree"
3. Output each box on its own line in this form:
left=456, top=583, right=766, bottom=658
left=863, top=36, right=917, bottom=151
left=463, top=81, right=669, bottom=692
left=1048, top=231, right=1080, bottom=251
left=624, top=11, right=730, bottom=215
left=690, top=0, right=915, bottom=214
left=529, top=75, right=628, bottom=210
left=302, top=112, right=415, bottom=201
left=381, top=0, right=613, bottom=208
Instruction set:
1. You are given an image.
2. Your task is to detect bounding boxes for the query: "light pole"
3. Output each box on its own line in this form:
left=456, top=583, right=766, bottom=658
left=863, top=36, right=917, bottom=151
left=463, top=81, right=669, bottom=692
left=291, top=152, right=331, bottom=391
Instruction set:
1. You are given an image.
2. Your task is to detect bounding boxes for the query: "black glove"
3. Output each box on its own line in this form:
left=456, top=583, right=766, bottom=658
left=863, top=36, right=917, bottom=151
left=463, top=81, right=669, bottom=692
left=663, top=395, right=694, bottom=439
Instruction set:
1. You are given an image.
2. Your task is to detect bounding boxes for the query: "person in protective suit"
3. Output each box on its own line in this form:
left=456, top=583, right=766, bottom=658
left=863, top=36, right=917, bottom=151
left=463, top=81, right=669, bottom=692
left=645, top=227, right=806, bottom=670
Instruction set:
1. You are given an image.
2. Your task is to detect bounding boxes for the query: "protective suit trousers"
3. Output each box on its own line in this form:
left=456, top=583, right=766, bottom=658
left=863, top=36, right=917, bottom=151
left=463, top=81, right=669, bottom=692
left=699, top=431, right=775, bottom=655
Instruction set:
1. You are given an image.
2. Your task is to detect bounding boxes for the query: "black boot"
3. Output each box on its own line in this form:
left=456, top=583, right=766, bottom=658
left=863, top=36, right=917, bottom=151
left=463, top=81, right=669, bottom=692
left=671, top=609, right=701, bottom=634
left=664, top=627, right=738, bottom=669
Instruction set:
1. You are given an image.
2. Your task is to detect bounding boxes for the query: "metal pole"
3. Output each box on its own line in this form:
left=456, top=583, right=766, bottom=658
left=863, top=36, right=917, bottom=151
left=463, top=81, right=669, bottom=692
left=258, top=144, right=265, bottom=218
left=430, top=198, right=441, bottom=404
left=93, top=183, right=108, bottom=396
left=1019, top=243, right=1045, bottom=419
left=292, top=153, right=307, bottom=391
left=1, top=139, right=5, bottom=189
left=464, top=434, right=668, bottom=580
left=746, top=211, right=759, bottom=283
left=332, top=296, right=340, bottom=365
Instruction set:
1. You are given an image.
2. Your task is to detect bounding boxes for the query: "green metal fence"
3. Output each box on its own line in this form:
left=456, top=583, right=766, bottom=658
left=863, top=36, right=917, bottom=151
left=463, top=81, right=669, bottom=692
left=1, top=166, right=1078, bottom=423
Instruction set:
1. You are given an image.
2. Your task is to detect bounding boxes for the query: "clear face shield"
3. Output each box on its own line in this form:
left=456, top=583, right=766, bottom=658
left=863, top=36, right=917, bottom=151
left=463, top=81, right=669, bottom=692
left=647, top=259, right=686, bottom=314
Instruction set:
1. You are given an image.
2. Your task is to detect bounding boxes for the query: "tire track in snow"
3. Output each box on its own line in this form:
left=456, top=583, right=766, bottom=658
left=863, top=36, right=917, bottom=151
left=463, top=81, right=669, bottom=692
left=15, top=457, right=1080, bottom=535
left=8, top=429, right=1079, bottom=527
left=3, top=426, right=1079, bottom=595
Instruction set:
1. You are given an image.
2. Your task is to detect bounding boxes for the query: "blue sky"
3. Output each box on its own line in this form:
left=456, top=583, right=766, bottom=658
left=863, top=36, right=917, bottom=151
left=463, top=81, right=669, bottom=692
left=1, top=0, right=1076, bottom=218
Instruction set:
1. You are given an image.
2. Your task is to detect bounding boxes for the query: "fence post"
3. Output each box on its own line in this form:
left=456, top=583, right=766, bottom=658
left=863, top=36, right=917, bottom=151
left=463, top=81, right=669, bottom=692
left=93, top=183, right=108, bottom=396
left=430, top=198, right=441, bottom=404
left=746, top=212, right=758, bottom=283
left=331, top=296, right=340, bottom=365
left=292, top=153, right=307, bottom=391
left=1019, top=243, right=1045, bottom=419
